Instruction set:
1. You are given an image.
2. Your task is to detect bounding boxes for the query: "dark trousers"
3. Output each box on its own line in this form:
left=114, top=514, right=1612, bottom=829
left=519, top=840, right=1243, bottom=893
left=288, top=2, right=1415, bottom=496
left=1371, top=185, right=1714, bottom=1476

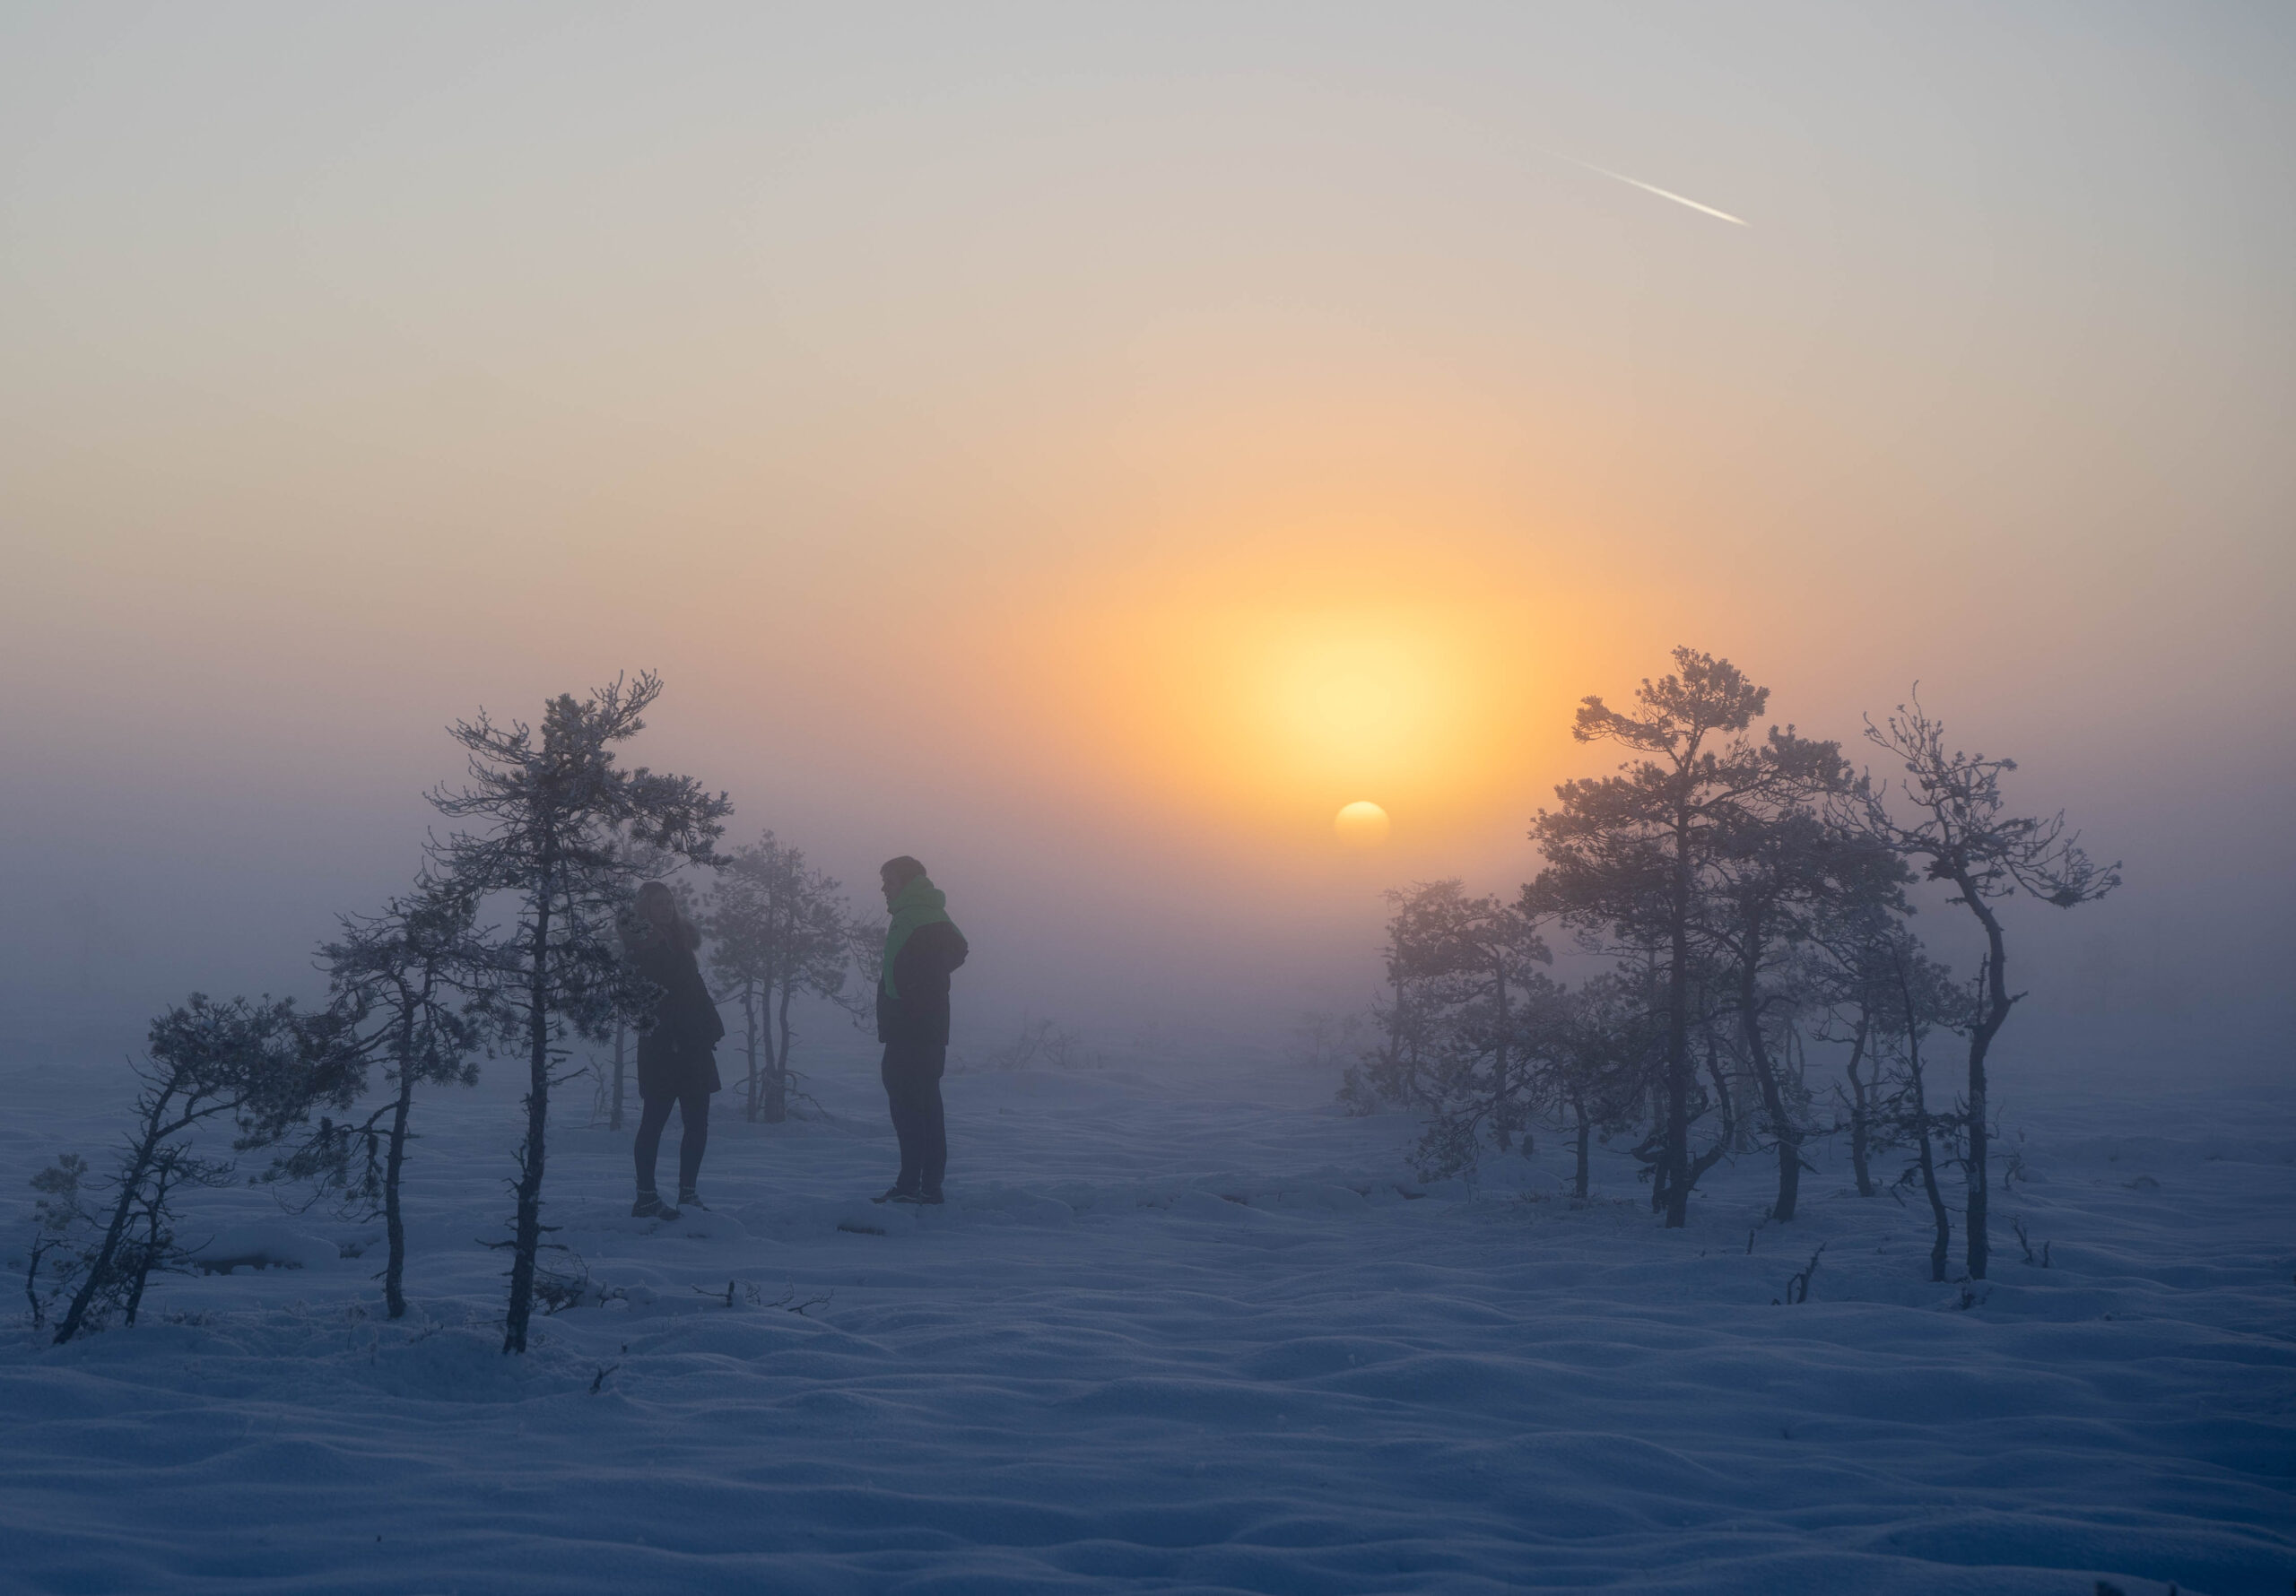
left=881, top=1041, right=947, bottom=1194
left=634, top=1085, right=710, bottom=1198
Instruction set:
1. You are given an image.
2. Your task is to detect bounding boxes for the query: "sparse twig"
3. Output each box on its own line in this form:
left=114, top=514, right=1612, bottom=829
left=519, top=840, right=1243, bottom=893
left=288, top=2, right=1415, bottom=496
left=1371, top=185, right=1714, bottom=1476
left=1773, top=1243, right=1825, bottom=1305
left=693, top=1278, right=833, bottom=1315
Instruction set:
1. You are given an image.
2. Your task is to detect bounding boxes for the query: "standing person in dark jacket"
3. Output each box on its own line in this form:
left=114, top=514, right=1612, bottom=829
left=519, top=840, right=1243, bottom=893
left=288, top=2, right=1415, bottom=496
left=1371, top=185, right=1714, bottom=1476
left=873, top=856, right=969, bottom=1205
left=623, top=880, right=726, bottom=1219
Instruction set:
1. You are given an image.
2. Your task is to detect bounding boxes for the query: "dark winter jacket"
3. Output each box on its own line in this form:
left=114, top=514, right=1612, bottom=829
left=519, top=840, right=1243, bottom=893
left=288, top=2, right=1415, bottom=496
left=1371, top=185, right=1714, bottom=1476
left=876, top=920, right=969, bottom=1051
left=624, top=918, right=726, bottom=1097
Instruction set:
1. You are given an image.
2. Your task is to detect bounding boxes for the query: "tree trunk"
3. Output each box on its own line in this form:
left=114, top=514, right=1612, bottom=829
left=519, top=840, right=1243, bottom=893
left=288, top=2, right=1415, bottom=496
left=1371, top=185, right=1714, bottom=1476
left=1737, top=931, right=1800, bottom=1221
left=1898, top=958, right=1952, bottom=1281
left=122, top=1185, right=168, bottom=1327
left=1701, top=1019, right=1736, bottom=1149
left=1662, top=808, right=1694, bottom=1226
left=1571, top=1096, right=1591, bottom=1200
left=55, top=1113, right=168, bottom=1345
left=1489, top=946, right=1512, bottom=1152
left=1958, top=877, right=2013, bottom=1282
left=767, top=975, right=793, bottom=1124
left=610, top=1022, right=626, bottom=1132
left=502, top=887, right=552, bottom=1356
left=384, top=1049, right=415, bottom=1319
left=1843, top=1015, right=1874, bottom=1198
left=741, top=982, right=761, bottom=1123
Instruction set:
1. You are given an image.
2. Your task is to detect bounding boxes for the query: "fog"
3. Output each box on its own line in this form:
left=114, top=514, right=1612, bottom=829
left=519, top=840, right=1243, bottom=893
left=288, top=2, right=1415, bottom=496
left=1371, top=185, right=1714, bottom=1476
left=4, top=2, right=2290, bottom=1068
left=7, top=13, right=2295, bottom=1592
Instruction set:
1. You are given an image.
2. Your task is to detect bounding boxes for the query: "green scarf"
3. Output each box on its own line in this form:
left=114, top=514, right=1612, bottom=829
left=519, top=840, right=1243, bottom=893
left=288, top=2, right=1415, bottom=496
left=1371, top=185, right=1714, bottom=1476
left=881, top=874, right=955, bottom=1000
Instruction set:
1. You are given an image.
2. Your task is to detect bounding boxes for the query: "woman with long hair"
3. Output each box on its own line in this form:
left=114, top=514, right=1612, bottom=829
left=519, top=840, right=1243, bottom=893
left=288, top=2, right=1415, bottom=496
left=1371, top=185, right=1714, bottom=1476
left=622, top=879, right=725, bottom=1219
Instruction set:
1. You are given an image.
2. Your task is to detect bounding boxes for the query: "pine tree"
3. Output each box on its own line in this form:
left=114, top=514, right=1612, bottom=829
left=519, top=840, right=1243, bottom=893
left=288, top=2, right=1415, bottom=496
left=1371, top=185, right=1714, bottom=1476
left=1527, top=649, right=1836, bottom=1227
left=428, top=673, right=728, bottom=1353
left=49, top=995, right=356, bottom=1343
left=274, top=876, right=494, bottom=1319
left=1858, top=696, right=2118, bottom=1279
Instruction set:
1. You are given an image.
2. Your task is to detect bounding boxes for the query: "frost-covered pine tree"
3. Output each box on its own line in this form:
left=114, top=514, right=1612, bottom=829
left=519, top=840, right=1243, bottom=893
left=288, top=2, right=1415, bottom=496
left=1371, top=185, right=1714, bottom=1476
left=273, top=876, right=494, bottom=1319
left=1858, top=696, right=2118, bottom=1279
left=1528, top=650, right=1833, bottom=1227
left=428, top=673, right=728, bottom=1354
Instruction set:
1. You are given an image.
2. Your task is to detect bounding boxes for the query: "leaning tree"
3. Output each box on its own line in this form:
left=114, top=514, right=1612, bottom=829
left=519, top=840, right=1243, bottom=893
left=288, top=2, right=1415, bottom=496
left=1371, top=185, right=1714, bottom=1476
left=429, top=673, right=728, bottom=1353
left=1858, top=696, right=2118, bottom=1279
left=48, top=994, right=357, bottom=1343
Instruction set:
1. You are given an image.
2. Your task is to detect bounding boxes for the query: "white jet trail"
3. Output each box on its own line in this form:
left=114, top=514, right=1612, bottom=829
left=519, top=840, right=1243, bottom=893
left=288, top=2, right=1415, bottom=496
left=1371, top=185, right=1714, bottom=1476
left=1563, top=157, right=1750, bottom=226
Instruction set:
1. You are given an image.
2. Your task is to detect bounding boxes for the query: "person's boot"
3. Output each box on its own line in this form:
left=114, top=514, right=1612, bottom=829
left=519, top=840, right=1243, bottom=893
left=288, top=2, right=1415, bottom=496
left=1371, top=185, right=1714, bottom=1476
left=677, top=1188, right=709, bottom=1211
left=872, top=1185, right=922, bottom=1205
left=918, top=1187, right=945, bottom=1206
left=631, top=1190, right=681, bottom=1220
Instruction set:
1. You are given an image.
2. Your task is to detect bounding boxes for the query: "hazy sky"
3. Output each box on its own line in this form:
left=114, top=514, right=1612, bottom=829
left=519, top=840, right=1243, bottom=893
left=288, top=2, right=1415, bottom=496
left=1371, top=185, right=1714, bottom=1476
left=4, top=4, right=2290, bottom=1057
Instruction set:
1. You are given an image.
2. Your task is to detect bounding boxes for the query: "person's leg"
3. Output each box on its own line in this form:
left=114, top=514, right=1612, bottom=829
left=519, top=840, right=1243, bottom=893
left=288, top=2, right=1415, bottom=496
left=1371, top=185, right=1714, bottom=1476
left=675, top=1085, right=711, bottom=1201
left=633, top=1092, right=675, bottom=1199
left=917, top=1047, right=948, bottom=1198
left=881, top=1045, right=924, bottom=1194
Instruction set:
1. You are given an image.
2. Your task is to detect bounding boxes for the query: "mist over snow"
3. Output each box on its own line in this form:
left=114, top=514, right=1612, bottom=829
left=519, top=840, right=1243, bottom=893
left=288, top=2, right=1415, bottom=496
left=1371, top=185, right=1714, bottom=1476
left=4, top=3, right=2292, bottom=1592
left=4, top=1034, right=2292, bottom=1592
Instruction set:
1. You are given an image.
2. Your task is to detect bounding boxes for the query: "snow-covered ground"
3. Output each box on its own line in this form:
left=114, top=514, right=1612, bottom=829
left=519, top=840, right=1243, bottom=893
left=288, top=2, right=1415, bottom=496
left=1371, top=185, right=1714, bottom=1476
left=3, top=1037, right=2291, bottom=1595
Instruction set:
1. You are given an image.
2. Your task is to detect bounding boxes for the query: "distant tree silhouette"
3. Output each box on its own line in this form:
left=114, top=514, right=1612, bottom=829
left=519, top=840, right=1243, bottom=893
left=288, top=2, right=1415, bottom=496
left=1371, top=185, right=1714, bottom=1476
left=1545, top=971, right=1663, bottom=1201
left=1858, top=696, right=2119, bottom=1279
left=429, top=673, right=728, bottom=1354
left=1344, top=880, right=1486, bottom=1115
left=1399, top=887, right=1552, bottom=1179
left=273, top=876, right=494, bottom=1319
left=1286, top=1011, right=1369, bottom=1073
left=707, top=832, right=852, bottom=1123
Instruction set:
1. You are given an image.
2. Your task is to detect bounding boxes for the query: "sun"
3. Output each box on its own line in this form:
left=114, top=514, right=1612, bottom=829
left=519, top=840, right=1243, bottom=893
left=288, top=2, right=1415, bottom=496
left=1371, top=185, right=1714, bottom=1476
left=1334, top=800, right=1391, bottom=846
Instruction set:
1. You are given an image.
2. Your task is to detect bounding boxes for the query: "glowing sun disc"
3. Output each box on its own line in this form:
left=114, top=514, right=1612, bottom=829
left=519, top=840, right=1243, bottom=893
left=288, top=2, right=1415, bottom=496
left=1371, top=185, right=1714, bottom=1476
left=1334, top=800, right=1391, bottom=846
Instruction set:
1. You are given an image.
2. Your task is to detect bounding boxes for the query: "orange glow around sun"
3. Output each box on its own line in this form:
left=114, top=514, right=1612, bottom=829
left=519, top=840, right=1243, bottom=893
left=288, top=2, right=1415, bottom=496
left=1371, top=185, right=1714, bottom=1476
left=991, top=525, right=1618, bottom=854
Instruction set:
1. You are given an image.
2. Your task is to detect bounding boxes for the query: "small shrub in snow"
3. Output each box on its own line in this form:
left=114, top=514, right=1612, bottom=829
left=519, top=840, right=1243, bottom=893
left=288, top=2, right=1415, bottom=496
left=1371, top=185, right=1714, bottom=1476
left=530, top=1253, right=593, bottom=1317
left=691, top=1279, right=833, bottom=1314
left=1773, top=1244, right=1824, bottom=1305
left=974, top=1018, right=1096, bottom=1072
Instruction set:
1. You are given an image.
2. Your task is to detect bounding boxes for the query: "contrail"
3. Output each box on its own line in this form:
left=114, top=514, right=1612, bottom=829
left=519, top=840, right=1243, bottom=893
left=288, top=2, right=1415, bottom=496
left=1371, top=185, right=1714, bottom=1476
left=1561, top=157, right=1749, bottom=227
